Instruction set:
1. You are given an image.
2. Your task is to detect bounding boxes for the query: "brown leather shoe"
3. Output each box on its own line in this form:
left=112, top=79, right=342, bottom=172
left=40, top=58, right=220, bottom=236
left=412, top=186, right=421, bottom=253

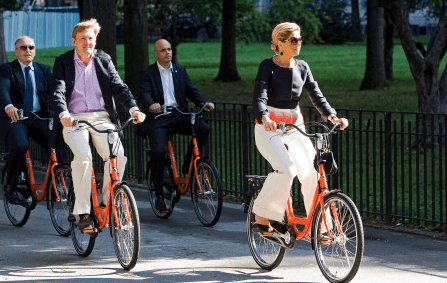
left=78, top=214, right=94, bottom=233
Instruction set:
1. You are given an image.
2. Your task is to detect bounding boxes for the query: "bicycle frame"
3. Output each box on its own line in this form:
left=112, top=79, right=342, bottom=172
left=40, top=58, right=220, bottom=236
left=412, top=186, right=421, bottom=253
left=24, top=148, right=65, bottom=203
left=166, top=136, right=202, bottom=196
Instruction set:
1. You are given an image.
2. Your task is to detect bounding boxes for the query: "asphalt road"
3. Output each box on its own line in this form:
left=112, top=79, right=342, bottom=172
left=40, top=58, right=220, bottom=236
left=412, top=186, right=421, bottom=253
left=0, top=164, right=446, bottom=283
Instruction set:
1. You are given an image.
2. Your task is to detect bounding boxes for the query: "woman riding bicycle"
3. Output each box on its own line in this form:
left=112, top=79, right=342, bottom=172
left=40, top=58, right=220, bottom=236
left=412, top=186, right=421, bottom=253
left=252, top=22, right=348, bottom=233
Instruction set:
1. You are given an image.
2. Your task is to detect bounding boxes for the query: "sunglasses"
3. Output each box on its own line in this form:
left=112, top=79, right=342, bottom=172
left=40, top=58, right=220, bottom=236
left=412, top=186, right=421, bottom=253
left=19, top=45, right=35, bottom=51
left=288, top=37, right=303, bottom=45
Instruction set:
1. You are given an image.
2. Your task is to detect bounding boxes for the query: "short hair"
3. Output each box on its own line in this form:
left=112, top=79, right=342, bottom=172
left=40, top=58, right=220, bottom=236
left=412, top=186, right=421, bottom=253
left=14, top=36, right=34, bottom=49
left=271, top=22, right=300, bottom=54
left=72, top=18, right=101, bottom=39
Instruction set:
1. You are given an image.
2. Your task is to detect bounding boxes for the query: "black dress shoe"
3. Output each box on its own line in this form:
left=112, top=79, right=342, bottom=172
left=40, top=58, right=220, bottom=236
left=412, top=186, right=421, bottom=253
left=78, top=214, right=94, bottom=233
left=155, top=195, right=168, bottom=213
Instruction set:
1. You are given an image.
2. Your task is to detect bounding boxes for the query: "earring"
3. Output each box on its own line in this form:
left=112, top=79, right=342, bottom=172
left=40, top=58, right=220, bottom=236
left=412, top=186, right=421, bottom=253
left=280, top=51, right=283, bottom=56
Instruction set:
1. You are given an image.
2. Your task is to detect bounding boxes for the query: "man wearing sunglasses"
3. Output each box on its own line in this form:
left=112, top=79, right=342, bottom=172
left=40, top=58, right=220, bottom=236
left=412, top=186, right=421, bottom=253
left=0, top=36, right=52, bottom=205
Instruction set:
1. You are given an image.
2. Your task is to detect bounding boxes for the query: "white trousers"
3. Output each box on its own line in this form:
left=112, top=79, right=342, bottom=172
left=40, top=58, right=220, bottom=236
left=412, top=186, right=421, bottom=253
left=63, top=111, right=127, bottom=215
left=252, top=106, right=318, bottom=222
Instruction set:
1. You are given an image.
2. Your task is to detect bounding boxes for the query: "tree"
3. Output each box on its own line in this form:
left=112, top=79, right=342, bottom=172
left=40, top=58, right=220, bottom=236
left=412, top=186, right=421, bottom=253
left=215, top=0, right=240, bottom=82
left=0, top=0, right=26, bottom=64
left=351, top=0, right=363, bottom=41
left=78, top=0, right=117, bottom=65
left=123, top=0, right=148, bottom=98
left=384, top=10, right=395, bottom=80
left=378, top=0, right=447, bottom=141
left=360, top=0, right=387, bottom=90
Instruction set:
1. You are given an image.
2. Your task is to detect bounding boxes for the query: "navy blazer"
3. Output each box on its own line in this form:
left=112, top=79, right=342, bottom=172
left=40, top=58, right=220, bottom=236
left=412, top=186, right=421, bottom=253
left=0, top=60, right=51, bottom=141
left=137, top=62, right=207, bottom=136
left=50, top=49, right=137, bottom=126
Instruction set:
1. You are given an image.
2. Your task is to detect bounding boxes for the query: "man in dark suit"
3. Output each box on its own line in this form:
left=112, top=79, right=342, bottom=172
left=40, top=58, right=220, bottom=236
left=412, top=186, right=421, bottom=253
left=138, top=39, right=214, bottom=212
left=50, top=18, right=145, bottom=232
left=0, top=36, right=52, bottom=205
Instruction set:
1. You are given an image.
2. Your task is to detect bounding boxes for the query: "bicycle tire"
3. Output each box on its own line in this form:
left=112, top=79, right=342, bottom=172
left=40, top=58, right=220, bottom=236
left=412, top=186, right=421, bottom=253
left=312, top=192, right=364, bottom=283
left=147, top=159, right=174, bottom=219
left=246, top=192, right=286, bottom=270
left=191, top=159, right=223, bottom=227
left=48, top=165, right=72, bottom=236
left=110, top=184, right=140, bottom=270
left=69, top=187, right=96, bottom=257
left=2, top=167, right=31, bottom=227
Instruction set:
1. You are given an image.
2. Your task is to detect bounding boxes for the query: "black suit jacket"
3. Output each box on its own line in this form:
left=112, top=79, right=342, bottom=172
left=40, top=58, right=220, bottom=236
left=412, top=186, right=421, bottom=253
left=137, top=62, right=207, bottom=136
left=50, top=49, right=137, bottom=126
left=0, top=60, right=51, bottom=141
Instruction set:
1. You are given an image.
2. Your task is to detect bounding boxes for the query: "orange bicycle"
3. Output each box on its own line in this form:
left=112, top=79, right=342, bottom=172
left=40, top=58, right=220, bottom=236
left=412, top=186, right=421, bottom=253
left=68, top=117, right=140, bottom=270
left=2, top=110, right=72, bottom=236
left=246, top=122, right=364, bottom=283
left=145, top=105, right=223, bottom=227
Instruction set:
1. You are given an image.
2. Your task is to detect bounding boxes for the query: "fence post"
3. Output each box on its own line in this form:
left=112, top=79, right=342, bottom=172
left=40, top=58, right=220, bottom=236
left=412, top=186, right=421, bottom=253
left=332, top=130, right=339, bottom=189
left=385, top=112, right=392, bottom=224
left=241, top=104, right=249, bottom=197
left=136, top=135, right=144, bottom=183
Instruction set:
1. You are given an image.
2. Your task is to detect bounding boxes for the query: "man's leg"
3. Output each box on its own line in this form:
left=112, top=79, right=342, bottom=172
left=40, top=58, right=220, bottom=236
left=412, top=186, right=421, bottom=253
left=5, top=123, right=28, bottom=203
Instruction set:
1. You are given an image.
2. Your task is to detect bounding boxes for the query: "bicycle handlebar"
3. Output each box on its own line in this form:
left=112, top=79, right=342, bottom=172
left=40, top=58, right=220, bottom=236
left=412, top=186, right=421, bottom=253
left=154, top=104, right=208, bottom=119
left=73, top=117, right=136, bottom=133
left=276, top=122, right=341, bottom=138
left=16, top=109, right=54, bottom=121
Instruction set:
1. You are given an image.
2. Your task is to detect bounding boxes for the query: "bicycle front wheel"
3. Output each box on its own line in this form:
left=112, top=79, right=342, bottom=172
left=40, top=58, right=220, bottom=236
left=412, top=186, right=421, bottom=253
left=312, top=193, right=364, bottom=283
left=48, top=165, right=72, bottom=236
left=191, top=159, right=223, bottom=227
left=69, top=188, right=95, bottom=257
left=110, top=184, right=140, bottom=270
left=2, top=167, right=31, bottom=227
left=246, top=193, right=286, bottom=270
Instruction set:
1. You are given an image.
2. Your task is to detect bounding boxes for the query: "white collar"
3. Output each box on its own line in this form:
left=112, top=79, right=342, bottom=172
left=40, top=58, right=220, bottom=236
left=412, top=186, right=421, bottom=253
left=157, top=61, right=172, bottom=72
left=18, top=60, right=33, bottom=71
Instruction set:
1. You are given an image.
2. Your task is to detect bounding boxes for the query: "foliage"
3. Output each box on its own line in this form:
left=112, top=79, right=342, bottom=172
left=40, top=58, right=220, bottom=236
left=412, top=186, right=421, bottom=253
left=237, top=0, right=322, bottom=44
left=312, top=0, right=353, bottom=44
left=0, top=0, right=25, bottom=9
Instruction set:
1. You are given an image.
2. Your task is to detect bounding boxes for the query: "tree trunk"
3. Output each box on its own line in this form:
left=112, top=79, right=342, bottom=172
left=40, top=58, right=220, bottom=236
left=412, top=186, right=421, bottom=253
left=378, top=0, right=447, bottom=146
left=360, top=0, right=387, bottom=90
left=79, top=0, right=117, bottom=66
left=351, top=0, right=363, bottom=42
left=215, top=0, right=240, bottom=82
left=384, top=10, right=395, bottom=81
left=124, top=0, right=148, bottom=98
left=0, top=11, right=8, bottom=64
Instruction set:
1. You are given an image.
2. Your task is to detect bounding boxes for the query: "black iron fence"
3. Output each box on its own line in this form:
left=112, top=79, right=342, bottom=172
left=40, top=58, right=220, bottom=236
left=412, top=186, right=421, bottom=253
left=2, top=102, right=446, bottom=230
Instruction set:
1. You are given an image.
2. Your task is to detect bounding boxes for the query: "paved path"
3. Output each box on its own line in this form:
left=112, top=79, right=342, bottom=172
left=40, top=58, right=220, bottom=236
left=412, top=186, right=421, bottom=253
left=0, top=165, right=446, bottom=282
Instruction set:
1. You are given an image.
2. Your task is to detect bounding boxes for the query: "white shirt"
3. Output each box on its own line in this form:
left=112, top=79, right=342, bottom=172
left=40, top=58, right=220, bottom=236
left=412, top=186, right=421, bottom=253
left=157, top=61, right=178, bottom=107
left=5, top=61, right=41, bottom=112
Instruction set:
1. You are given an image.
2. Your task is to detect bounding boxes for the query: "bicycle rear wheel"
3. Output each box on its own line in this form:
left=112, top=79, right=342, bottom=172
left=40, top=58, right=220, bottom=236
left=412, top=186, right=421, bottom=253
left=69, top=188, right=95, bottom=257
left=191, top=159, right=223, bottom=227
left=312, top=193, right=364, bottom=283
left=48, top=165, right=72, bottom=236
left=110, top=184, right=140, bottom=270
left=2, top=167, right=31, bottom=227
left=147, top=159, right=175, bottom=219
left=246, top=192, right=286, bottom=270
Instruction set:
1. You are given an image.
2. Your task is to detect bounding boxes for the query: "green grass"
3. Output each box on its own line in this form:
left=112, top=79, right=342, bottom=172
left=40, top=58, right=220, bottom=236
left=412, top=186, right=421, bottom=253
left=17, top=41, right=447, bottom=112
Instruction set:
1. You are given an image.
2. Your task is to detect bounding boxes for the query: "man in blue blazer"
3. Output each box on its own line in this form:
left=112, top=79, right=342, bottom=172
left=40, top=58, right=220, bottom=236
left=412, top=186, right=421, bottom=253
left=138, top=39, right=214, bottom=212
left=50, top=19, right=145, bottom=232
left=0, top=36, right=52, bottom=205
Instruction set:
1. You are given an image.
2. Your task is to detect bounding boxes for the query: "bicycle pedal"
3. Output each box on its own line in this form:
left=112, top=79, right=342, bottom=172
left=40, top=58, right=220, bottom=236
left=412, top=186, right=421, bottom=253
left=261, top=231, right=274, bottom=236
left=81, top=227, right=97, bottom=234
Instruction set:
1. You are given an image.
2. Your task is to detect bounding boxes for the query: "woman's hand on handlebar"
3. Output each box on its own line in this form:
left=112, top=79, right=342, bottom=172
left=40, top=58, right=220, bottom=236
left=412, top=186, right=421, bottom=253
left=131, top=110, right=146, bottom=124
left=331, top=117, right=349, bottom=130
left=60, top=113, right=74, bottom=127
left=261, top=114, right=277, bottom=132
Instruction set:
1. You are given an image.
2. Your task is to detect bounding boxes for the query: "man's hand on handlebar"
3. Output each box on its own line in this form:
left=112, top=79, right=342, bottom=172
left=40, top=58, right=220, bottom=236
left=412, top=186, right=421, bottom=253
left=60, top=113, right=74, bottom=127
left=6, top=106, right=19, bottom=123
left=204, top=102, right=214, bottom=112
left=131, top=110, right=146, bottom=124
left=149, top=103, right=162, bottom=114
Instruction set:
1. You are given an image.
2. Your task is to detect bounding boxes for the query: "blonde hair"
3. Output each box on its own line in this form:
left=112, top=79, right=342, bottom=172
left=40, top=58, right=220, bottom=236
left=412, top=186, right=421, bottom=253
left=271, top=22, right=300, bottom=54
left=72, top=18, right=101, bottom=39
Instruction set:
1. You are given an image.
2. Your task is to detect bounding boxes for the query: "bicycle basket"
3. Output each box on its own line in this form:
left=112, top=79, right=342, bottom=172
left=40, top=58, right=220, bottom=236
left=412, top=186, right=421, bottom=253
left=314, top=150, right=338, bottom=175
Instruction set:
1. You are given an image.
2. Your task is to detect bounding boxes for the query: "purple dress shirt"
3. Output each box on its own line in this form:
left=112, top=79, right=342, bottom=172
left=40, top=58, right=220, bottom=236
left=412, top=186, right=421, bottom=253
left=68, top=51, right=105, bottom=114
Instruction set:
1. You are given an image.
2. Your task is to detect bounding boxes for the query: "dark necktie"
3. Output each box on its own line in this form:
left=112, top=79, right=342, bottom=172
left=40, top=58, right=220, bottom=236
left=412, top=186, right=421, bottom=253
left=24, top=66, right=33, bottom=111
